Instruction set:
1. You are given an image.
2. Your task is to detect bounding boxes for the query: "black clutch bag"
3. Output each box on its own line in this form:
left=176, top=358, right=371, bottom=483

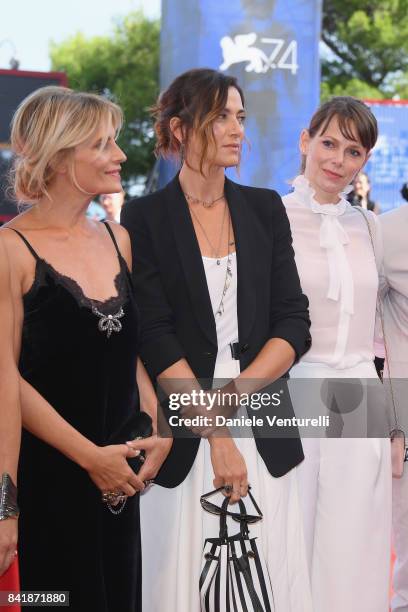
left=102, top=411, right=153, bottom=515
left=126, top=411, right=153, bottom=474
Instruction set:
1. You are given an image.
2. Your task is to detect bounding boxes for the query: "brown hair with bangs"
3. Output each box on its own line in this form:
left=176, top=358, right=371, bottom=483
left=301, top=96, right=378, bottom=172
left=151, top=68, right=245, bottom=174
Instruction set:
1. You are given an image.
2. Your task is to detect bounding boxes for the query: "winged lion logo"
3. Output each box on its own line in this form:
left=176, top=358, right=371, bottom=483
left=219, top=33, right=269, bottom=74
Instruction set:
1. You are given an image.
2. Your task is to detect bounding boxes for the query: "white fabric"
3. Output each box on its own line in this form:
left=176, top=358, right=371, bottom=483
left=202, top=253, right=238, bottom=364
left=141, top=359, right=313, bottom=612
left=290, top=360, right=391, bottom=612
left=283, top=176, right=392, bottom=612
left=283, top=175, right=380, bottom=369
left=377, top=204, right=408, bottom=414
left=392, top=469, right=408, bottom=611
left=140, top=254, right=313, bottom=611
left=378, top=205, right=408, bottom=612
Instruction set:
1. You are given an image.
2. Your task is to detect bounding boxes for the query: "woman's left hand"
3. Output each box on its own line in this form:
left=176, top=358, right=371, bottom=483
left=126, top=435, right=173, bottom=484
left=0, top=519, right=18, bottom=577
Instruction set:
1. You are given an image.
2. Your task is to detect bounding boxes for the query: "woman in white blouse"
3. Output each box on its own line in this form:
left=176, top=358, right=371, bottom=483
left=282, top=97, right=391, bottom=612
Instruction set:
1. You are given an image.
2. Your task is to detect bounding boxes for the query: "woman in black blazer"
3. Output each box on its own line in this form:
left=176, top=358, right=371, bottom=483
left=122, top=69, right=313, bottom=611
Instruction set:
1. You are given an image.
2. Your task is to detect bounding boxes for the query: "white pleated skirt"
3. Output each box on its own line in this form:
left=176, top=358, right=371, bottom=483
left=140, top=359, right=313, bottom=612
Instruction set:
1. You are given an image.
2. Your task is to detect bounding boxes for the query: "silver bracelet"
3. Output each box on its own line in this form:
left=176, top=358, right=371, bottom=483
left=0, top=473, right=19, bottom=521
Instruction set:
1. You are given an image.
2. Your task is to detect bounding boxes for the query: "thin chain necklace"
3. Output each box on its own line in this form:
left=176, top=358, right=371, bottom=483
left=184, top=192, right=225, bottom=208
left=188, top=200, right=234, bottom=317
left=189, top=201, right=227, bottom=265
left=214, top=218, right=233, bottom=318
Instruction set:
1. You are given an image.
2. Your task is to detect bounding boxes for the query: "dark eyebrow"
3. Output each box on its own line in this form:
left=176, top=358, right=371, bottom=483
left=321, top=134, right=363, bottom=147
left=223, top=106, right=246, bottom=115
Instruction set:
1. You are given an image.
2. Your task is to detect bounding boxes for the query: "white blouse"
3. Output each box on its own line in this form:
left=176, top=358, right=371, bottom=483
left=283, top=175, right=380, bottom=369
left=202, top=252, right=238, bottom=364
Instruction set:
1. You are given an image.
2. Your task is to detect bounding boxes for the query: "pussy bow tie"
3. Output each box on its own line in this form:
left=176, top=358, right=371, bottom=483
left=310, top=198, right=353, bottom=315
left=292, top=175, right=353, bottom=316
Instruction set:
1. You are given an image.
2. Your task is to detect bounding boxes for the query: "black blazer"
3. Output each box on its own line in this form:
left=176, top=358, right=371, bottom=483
left=121, top=174, right=311, bottom=487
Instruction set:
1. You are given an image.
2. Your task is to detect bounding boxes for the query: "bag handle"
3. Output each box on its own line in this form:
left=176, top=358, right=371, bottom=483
left=354, top=207, right=403, bottom=440
left=200, top=485, right=263, bottom=521
left=219, top=496, right=251, bottom=540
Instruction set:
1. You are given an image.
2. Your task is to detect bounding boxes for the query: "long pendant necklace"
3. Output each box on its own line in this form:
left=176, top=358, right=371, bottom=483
left=188, top=201, right=227, bottom=265
left=188, top=200, right=234, bottom=317
left=215, top=218, right=233, bottom=318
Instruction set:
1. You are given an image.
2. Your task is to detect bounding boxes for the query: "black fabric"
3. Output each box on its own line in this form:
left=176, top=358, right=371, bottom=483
left=121, top=174, right=311, bottom=488
left=15, top=225, right=142, bottom=612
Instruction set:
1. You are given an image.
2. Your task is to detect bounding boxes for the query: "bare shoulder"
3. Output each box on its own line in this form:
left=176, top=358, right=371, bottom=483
left=2, top=207, right=36, bottom=230
left=0, top=228, right=26, bottom=353
left=0, top=230, right=22, bottom=302
left=104, top=221, right=132, bottom=269
left=0, top=225, right=36, bottom=296
left=0, top=209, right=38, bottom=251
left=0, top=224, right=25, bottom=260
left=0, top=233, right=11, bottom=276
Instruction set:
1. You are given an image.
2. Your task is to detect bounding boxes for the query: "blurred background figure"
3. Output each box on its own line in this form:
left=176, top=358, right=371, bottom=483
left=100, top=191, right=125, bottom=222
left=348, top=171, right=380, bottom=214
left=401, top=182, right=408, bottom=203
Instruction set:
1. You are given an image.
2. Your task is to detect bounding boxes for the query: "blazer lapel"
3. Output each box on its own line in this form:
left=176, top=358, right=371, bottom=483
left=164, top=175, right=217, bottom=347
left=225, top=178, right=256, bottom=345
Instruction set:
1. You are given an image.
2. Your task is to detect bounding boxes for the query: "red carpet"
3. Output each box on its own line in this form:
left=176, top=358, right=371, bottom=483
left=0, top=557, right=20, bottom=612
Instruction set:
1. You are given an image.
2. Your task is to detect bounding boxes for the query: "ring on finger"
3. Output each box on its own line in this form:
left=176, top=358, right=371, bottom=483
left=224, top=484, right=233, bottom=493
left=102, top=491, right=125, bottom=504
left=143, top=479, right=155, bottom=486
left=102, top=491, right=116, bottom=503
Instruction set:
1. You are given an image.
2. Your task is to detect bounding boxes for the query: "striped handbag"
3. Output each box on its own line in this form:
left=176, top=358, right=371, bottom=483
left=199, top=487, right=275, bottom=612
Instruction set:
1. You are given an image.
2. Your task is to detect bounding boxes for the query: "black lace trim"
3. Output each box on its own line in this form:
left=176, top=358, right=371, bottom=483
left=42, top=260, right=128, bottom=315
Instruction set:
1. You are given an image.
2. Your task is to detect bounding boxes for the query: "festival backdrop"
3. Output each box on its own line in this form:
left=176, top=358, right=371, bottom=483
left=159, top=0, right=323, bottom=195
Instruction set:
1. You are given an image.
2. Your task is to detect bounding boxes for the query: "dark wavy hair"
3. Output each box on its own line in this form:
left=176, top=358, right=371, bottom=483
left=151, top=68, right=245, bottom=174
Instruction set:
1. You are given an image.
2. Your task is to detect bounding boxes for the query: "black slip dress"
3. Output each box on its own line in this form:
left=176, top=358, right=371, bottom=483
left=13, top=223, right=142, bottom=612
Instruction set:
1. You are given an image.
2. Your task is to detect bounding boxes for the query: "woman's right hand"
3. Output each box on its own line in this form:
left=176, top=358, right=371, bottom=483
left=85, top=444, right=145, bottom=496
left=209, top=434, right=248, bottom=504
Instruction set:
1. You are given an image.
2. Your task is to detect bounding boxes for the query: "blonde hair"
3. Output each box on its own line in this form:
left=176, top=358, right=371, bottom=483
left=10, top=86, right=123, bottom=203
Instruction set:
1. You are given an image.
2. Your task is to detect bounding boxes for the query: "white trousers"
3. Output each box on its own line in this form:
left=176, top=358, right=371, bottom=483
left=291, top=360, right=392, bottom=612
left=392, top=467, right=408, bottom=611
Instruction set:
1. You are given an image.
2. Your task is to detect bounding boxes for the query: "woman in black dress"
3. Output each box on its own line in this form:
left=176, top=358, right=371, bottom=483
left=1, top=86, right=171, bottom=611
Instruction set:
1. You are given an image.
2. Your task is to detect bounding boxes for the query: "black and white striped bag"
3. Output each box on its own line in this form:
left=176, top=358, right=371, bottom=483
left=199, top=487, right=275, bottom=612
